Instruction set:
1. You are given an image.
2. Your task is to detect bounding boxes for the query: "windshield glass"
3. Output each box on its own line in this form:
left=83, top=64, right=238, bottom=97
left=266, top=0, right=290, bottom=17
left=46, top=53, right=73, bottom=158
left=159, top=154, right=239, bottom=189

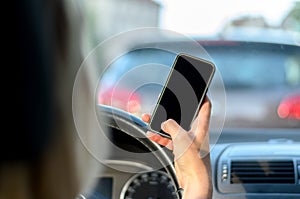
left=86, top=0, right=300, bottom=129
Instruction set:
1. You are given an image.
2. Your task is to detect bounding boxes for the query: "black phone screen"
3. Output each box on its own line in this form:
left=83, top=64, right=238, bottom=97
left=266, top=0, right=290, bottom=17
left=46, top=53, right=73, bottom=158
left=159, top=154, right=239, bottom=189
left=149, top=53, right=215, bottom=138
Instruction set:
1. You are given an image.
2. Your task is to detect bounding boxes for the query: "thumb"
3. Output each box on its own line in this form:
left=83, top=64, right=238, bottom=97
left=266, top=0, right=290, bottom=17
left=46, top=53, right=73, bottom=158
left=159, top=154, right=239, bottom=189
left=162, top=119, right=195, bottom=160
left=161, top=119, right=183, bottom=139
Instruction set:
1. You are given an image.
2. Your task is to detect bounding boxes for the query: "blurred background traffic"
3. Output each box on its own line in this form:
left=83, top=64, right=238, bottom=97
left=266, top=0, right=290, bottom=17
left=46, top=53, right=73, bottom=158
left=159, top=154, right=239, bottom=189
left=80, top=0, right=300, bottom=129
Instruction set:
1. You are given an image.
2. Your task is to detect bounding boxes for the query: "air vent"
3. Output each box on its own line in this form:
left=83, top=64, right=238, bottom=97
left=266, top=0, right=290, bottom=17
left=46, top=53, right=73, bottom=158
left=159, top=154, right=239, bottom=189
left=230, top=160, right=295, bottom=184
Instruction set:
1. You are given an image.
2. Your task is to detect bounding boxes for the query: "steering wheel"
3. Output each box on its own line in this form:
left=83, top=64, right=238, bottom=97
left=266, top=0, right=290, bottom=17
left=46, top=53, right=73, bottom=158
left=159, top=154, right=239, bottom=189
left=96, top=105, right=182, bottom=199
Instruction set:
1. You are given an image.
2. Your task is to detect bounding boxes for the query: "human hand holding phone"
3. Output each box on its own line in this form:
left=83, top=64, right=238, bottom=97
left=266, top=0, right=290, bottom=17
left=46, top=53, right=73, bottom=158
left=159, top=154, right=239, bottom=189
left=142, top=97, right=212, bottom=199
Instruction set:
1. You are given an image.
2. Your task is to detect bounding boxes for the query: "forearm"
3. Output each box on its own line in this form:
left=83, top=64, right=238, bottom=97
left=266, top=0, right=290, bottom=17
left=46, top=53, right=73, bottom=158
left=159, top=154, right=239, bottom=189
left=182, top=154, right=212, bottom=199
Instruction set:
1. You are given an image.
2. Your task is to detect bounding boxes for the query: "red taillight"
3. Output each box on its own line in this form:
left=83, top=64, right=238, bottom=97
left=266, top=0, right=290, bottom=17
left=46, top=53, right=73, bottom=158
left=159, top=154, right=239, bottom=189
left=98, top=88, right=141, bottom=114
left=277, top=94, right=300, bottom=120
left=127, top=99, right=141, bottom=113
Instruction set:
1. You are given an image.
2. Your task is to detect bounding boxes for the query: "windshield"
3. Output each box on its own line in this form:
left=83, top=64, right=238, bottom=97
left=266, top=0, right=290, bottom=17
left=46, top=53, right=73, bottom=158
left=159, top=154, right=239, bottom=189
left=83, top=0, right=300, bottom=129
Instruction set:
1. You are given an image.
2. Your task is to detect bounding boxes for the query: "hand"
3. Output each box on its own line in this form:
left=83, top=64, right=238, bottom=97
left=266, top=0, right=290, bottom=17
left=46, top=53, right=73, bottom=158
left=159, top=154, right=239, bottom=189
left=142, top=97, right=212, bottom=199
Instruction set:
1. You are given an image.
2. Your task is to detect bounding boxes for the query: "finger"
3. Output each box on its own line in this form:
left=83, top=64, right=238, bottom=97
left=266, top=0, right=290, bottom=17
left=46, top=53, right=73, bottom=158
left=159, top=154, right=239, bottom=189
left=146, top=131, right=159, bottom=140
left=198, top=97, right=212, bottom=130
left=146, top=131, right=173, bottom=150
left=190, top=97, right=211, bottom=146
left=141, top=113, right=151, bottom=123
left=161, top=119, right=183, bottom=139
left=161, top=119, right=194, bottom=153
left=191, top=102, right=211, bottom=155
left=190, top=97, right=211, bottom=131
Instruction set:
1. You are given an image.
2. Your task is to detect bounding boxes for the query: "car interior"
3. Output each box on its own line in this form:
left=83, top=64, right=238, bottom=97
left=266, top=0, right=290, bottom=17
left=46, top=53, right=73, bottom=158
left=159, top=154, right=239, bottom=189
left=5, top=1, right=300, bottom=199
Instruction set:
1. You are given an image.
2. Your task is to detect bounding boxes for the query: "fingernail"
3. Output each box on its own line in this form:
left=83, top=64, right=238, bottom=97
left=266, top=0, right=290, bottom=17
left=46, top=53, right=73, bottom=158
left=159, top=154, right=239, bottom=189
left=146, top=131, right=154, bottom=137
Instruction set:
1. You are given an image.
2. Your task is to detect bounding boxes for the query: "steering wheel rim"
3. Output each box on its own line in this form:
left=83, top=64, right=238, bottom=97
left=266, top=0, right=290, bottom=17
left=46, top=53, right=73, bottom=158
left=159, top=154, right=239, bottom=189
left=96, top=105, right=182, bottom=198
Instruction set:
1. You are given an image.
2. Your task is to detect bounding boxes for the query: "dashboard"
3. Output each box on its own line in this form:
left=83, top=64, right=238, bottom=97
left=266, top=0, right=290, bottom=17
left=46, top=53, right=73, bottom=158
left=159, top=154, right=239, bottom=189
left=78, top=106, right=300, bottom=199
left=79, top=161, right=177, bottom=199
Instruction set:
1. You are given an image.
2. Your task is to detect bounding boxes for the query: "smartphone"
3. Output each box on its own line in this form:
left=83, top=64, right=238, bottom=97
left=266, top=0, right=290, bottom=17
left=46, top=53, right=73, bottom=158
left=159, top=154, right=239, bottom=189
left=149, top=53, right=215, bottom=139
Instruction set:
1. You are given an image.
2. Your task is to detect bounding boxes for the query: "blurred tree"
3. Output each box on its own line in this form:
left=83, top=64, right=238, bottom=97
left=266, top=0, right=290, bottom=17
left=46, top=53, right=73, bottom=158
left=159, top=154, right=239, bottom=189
left=281, top=1, right=300, bottom=32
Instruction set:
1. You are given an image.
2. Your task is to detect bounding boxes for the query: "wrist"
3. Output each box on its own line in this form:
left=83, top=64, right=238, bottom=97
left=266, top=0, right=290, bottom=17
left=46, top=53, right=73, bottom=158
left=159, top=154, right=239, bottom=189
left=181, top=155, right=212, bottom=199
left=182, top=175, right=212, bottom=199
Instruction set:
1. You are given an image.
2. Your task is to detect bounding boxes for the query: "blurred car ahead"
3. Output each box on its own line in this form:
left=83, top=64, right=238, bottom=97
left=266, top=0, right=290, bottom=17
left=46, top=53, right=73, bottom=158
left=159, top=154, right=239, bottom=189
left=97, top=39, right=300, bottom=129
